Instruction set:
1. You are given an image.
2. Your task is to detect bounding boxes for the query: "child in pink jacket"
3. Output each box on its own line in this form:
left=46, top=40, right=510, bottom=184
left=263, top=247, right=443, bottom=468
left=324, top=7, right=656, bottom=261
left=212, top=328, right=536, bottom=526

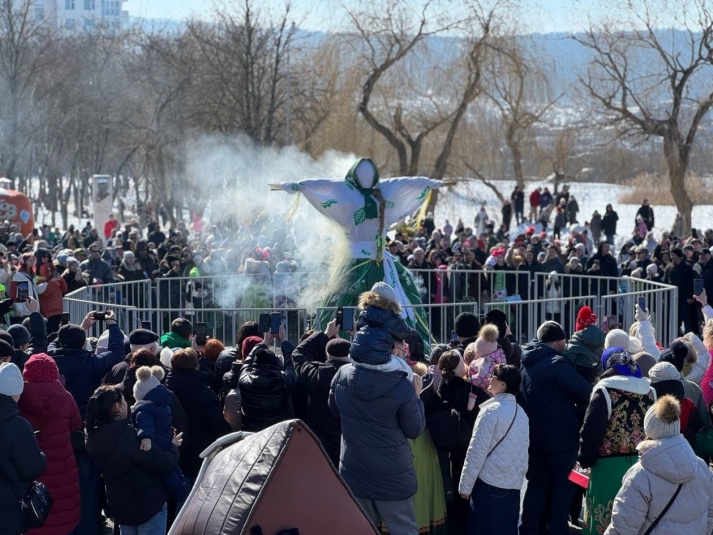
left=467, top=324, right=506, bottom=394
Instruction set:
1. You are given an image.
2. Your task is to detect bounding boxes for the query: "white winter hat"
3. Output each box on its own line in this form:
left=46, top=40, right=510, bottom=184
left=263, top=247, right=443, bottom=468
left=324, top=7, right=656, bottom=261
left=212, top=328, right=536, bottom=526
left=160, top=347, right=174, bottom=369
left=646, top=263, right=658, bottom=274
left=648, top=362, right=681, bottom=383
left=0, top=362, right=23, bottom=397
left=133, top=366, right=165, bottom=402
left=605, top=329, right=630, bottom=351
left=644, top=395, right=680, bottom=440
left=371, top=282, right=396, bottom=303
left=628, top=336, right=643, bottom=354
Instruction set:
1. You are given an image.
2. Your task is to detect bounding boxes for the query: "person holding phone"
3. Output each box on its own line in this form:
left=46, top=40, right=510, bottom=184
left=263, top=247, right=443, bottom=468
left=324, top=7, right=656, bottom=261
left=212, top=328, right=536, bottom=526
left=12, top=252, right=39, bottom=318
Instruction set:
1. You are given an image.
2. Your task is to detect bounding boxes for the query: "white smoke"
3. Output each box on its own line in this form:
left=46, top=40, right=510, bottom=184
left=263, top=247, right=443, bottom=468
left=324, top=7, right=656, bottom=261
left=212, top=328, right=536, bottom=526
left=183, top=134, right=355, bottom=312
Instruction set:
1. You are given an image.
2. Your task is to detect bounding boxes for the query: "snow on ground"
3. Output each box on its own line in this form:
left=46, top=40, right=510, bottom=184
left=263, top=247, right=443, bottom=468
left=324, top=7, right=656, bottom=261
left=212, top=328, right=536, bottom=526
left=436, top=179, right=713, bottom=250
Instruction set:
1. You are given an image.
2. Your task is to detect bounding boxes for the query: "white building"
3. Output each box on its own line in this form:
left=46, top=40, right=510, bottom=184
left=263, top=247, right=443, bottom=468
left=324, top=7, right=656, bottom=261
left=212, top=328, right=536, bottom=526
left=31, top=0, right=129, bottom=31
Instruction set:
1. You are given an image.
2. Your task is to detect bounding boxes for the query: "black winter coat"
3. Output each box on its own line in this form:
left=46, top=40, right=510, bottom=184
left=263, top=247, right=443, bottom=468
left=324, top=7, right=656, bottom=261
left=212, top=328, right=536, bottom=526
left=214, top=346, right=239, bottom=385
left=165, top=368, right=230, bottom=479
left=602, top=210, right=619, bottom=235
left=85, top=419, right=178, bottom=526
left=520, top=341, right=592, bottom=453
left=292, top=331, right=348, bottom=466
left=238, top=342, right=297, bottom=432
left=48, top=324, right=126, bottom=417
left=666, top=260, right=695, bottom=305
left=0, top=395, right=47, bottom=535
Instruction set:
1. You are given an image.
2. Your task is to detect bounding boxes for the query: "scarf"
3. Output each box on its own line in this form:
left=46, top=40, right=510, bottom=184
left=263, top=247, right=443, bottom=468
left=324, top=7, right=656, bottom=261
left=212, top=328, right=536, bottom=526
left=602, top=347, right=641, bottom=378
left=345, top=159, right=379, bottom=222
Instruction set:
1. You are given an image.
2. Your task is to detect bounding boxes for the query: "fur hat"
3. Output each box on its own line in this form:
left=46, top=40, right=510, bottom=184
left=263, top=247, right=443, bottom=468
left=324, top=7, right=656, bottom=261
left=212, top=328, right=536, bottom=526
left=454, top=312, right=480, bottom=339
left=474, top=324, right=499, bottom=359
left=133, top=366, right=165, bottom=402
left=0, top=362, right=23, bottom=397
left=23, top=353, right=59, bottom=383
left=575, top=306, right=597, bottom=332
left=605, top=329, right=630, bottom=351
left=644, top=395, right=681, bottom=439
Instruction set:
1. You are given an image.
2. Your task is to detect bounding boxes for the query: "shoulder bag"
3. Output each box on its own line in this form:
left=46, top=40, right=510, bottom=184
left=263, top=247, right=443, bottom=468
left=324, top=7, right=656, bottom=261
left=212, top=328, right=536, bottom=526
left=0, top=470, right=54, bottom=529
left=642, top=483, right=682, bottom=535
left=485, top=404, right=518, bottom=459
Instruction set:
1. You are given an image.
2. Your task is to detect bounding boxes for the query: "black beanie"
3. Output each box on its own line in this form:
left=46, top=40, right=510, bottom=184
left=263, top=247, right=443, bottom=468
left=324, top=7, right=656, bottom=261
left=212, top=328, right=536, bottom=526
left=58, top=324, right=87, bottom=350
left=659, top=340, right=689, bottom=371
left=0, top=340, right=13, bottom=359
left=326, top=339, right=351, bottom=359
left=454, top=312, right=480, bottom=338
left=485, top=309, right=508, bottom=338
left=0, top=330, right=14, bottom=348
left=537, top=321, right=567, bottom=343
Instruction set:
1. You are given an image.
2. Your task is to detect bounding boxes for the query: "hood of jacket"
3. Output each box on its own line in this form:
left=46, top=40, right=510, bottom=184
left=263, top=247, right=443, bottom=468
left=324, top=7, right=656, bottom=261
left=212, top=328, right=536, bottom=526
left=358, top=304, right=401, bottom=329
left=17, top=381, right=67, bottom=421
left=86, top=419, right=128, bottom=460
left=142, top=384, right=171, bottom=407
left=562, top=326, right=604, bottom=367
left=358, top=291, right=401, bottom=314
left=160, top=331, right=191, bottom=349
left=521, top=341, right=561, bottom=368
left=0, top=394, right=18, bottom=422
left=637, top=434, right=698, bottom=484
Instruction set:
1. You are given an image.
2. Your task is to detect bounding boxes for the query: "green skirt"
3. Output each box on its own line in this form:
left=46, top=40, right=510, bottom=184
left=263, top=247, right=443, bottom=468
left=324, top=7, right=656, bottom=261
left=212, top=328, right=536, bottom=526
left=317, top=257, right=431, bottom=346
left=380, top=430, right=447, bottom=535
left=583, top=455, right=638, bottom=535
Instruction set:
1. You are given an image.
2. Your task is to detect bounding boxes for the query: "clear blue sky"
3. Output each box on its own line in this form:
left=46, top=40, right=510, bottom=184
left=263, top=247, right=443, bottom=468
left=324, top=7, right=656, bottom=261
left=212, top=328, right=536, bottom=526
left=124, top=0, right=586, bottom=34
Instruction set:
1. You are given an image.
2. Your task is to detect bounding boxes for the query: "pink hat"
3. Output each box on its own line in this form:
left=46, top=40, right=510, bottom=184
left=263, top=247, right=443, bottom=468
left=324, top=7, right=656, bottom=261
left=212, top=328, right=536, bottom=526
left=474, top=324, right=499, bottom=359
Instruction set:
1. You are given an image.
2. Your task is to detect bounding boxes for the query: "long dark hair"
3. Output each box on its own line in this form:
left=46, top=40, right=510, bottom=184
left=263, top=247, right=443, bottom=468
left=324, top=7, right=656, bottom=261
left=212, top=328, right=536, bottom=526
left=86, top=385, right=123, bottom=430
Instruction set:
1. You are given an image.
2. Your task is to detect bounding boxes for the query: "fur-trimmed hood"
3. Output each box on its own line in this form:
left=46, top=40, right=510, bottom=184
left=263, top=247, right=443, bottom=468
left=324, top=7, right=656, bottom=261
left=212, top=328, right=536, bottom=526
left=358, top=290, right=401, bottom=314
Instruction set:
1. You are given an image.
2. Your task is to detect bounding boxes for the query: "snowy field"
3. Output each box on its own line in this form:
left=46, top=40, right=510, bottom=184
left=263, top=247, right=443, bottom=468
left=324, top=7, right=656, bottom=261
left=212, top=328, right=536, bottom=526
left=436, top=179, right=713, bottom=249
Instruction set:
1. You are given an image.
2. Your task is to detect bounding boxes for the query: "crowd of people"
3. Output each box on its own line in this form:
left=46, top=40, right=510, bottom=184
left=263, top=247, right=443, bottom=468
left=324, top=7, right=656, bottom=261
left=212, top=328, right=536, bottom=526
left=1, top=189, right=713, bottom=535
left=1, top=271, right=713, bottom=534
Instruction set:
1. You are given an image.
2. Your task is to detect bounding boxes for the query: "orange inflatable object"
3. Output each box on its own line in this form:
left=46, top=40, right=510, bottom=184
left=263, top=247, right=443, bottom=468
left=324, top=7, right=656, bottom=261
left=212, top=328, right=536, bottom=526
left=0, top=188, right=34, bottom=237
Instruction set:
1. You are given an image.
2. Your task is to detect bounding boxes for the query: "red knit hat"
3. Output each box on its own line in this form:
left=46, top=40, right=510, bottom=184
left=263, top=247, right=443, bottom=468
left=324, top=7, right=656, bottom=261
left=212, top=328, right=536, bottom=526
left=575, top=306, right=598, bottom=332
left=242, top=335, right=264, bottom=359
left=23, top=353, right=59, bottom=383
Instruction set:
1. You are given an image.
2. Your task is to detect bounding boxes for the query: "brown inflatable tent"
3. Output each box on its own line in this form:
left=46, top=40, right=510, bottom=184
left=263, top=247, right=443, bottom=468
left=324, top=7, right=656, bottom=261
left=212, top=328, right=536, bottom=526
left=170, top=419, right=379, bottom=535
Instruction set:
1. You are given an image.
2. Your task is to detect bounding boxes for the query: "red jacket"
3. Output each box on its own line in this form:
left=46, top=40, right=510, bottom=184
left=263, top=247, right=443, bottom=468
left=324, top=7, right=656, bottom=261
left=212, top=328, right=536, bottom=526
left=18, top=381, right=82, bottom=535
left=38, top=264, right=67, bottom=318
left=529, top=189, right=540, bottom=207
left=104, top=218, right=119, bottom=239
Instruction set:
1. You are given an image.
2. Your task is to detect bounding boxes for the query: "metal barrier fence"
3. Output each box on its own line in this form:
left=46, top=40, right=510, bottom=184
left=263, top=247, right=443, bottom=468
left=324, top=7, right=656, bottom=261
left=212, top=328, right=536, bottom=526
left=63, top=269, right=679, bottom=347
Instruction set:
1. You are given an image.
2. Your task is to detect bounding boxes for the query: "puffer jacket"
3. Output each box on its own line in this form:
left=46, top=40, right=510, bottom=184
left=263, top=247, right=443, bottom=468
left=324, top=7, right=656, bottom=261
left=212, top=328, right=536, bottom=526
left=18, top=381, right=82, bottom=535
left=329, top=360, right=425, bottom=501
left=292, top=331, right=349, bottom=466
left=520, top=341, right=593, bottom=453
left=350, top=292, right=414, bottom=366
left=0, top=394, right=47, bottom=535
left=683, top=333, right=710, bottom=384
left=605, top=434, right=713, bottom=535
left=47, top=324, right=125, bottom=417
left=238, top=342, right=297, bottom=432
left=633, top=319, right=661, bottom=359
left=562, top=325, right=605, bottom=383
left=458, top=393, right=529, bottom=494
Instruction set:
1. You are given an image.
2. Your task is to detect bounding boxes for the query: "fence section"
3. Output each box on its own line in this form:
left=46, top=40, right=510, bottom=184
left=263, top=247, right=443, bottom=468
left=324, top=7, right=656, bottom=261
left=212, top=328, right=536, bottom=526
left=63, top=269, right=679, bottom=346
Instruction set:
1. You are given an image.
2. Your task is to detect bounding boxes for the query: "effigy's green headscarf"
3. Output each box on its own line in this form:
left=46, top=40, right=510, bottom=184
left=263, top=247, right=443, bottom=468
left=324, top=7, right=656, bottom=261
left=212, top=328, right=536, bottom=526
left=345, top=158, right=380, bottom=223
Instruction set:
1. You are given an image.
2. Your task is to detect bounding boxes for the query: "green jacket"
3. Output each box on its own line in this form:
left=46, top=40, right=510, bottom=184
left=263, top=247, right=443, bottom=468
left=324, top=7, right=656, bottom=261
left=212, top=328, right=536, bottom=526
left=562, top=325, right=605, bottom=383
left=160, top=331, right=191, bottom=349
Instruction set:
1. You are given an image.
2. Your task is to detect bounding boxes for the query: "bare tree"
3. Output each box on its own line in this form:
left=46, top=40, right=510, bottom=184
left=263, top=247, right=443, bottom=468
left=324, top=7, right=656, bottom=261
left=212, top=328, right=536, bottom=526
left=577, top=0, right=713, bottom=234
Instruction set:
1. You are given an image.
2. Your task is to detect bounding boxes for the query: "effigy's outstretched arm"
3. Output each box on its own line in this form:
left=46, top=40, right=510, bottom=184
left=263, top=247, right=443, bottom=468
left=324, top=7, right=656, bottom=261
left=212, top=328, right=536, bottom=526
left=269, top=178, right=357, bottom=226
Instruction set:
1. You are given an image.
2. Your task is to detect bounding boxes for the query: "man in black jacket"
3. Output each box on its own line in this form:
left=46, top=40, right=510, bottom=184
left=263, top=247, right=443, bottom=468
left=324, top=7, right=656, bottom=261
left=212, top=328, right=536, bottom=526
left=635, top=199, right=655, bottom=231
left=519, top=321, right=592, bottom=535
left=666, top=248, right=698, bottom=334
left=292, top=319, right=350, bottom=467
left=5, top=297, right=47, bottom=370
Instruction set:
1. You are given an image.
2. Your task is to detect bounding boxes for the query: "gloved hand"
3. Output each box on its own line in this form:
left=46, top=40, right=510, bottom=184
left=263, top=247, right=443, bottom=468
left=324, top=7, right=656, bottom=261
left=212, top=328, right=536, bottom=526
left=634, top=303, right=649, bottom=322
